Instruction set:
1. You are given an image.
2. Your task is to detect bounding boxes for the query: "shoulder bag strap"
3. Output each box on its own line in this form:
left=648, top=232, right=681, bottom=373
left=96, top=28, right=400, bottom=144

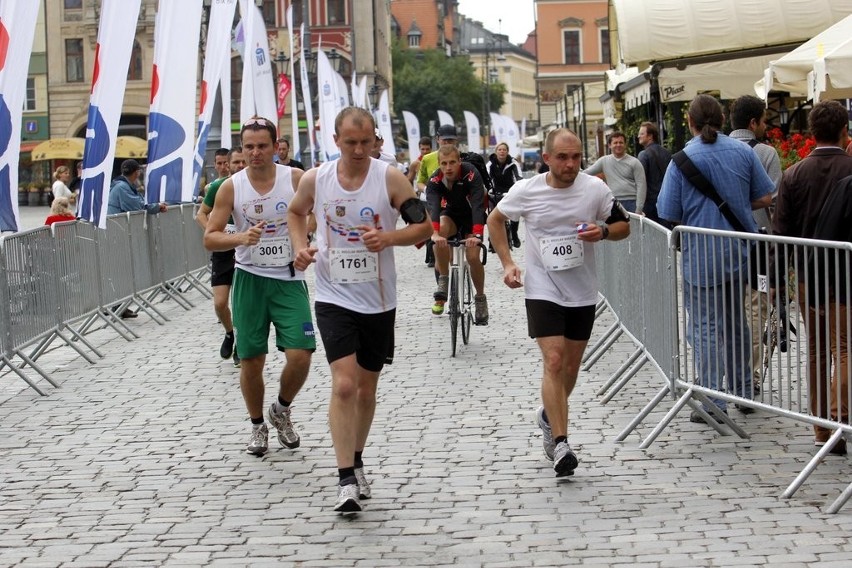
left=672, top=150, right=749, bottom=233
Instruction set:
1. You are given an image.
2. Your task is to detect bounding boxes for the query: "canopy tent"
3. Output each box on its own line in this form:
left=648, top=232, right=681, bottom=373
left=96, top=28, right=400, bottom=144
left=31, top=138, right=85, bottom=161
left=760, top=14, right=852, bottom=101
left=608, top=0, right=852, bottom=69
left=656, top=53, right=793, bottom=103
left=115, top=136, right=148, bottom=159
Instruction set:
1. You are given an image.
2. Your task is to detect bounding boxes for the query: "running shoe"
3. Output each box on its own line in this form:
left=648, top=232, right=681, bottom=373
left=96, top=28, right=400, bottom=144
left=246, top=424, right=268, bottom=456
left=536, top=406, right=555, bottom=461
left=553, top=441, right=578, bottom=477
left=233, top=350, right=241, bottom=368
left=433, top=275, right=449, bottom=315
left=354, top=467, right=372, bottom=499
left=267, top=404, right=300, bottom=448
left=220, top=331, right=235, bottom=359
left=334, top=483, right=362, bottom=513
left=474, top=294, right=489, bottom=325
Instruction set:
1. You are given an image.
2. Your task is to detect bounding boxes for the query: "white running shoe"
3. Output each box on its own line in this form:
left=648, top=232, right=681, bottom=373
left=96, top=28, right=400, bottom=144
left=334, top=483, right=362, bottom=513
left=267, top=404, right=300, bottom=449
left=536, top=406, right=555, bottom=461
left=553, top=441, right=578, bottom=477
left=354, top=467, right=372, bottom=500
left=246, top=424, right=268, bottom=456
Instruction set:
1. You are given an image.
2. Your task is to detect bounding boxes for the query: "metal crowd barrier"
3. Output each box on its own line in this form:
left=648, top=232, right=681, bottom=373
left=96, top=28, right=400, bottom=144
left=0, top=206, right=210, bottom=396
left=591, top=218, right=852, bottom=512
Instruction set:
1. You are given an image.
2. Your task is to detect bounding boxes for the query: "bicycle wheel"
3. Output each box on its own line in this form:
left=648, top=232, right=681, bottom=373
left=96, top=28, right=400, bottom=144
left=461, top=262, right=472, bottom=344
left=449, top=266, right=459, bottom=357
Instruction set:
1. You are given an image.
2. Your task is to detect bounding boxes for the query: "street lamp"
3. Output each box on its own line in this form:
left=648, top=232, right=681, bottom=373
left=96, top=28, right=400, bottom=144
left=368, top=83, right=381, bottom=111
left=482, top=39, right=505, bottom=151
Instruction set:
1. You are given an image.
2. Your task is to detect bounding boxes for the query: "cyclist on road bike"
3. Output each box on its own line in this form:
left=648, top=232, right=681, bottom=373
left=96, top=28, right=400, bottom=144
left=425, top=145, right=489, bottom=324
left=488, top=142, right=522, bottom=249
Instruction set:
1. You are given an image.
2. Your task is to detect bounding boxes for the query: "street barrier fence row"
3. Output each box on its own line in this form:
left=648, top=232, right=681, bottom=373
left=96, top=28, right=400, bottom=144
left=0, top=205, right=209, bottom=396
left=588, top=215, right=852, bottom=513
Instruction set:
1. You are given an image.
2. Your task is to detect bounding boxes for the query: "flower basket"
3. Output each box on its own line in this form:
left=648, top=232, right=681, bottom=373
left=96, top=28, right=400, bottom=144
left=766, top=128, right=817, bottom=170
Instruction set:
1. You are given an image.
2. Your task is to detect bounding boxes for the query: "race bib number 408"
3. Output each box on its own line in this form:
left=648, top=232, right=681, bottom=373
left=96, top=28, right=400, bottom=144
left=540, top=234, right=584, bottom=271
left=329, top=247, right=378, bottom=283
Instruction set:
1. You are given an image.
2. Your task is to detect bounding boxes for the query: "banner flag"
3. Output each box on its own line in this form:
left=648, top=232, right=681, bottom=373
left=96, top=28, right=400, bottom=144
left=0, top=1, right=40, bottom=233
left=192, top=0, right=237, bottom=198
left=350, top=71, right=359, bottom=109
left=489, top=112, right=502, bottom=147
left=376, top=90, right=395, bottom=156
left=145, top=0, right=202, bottom=204
left=76, top=0, right=141, bottom=229
left=220, top=41, right=232, bottom=150
left=463, top=111, right=481, bottom=154
left=316, top=48, right=345, bottom=161
left=238, top=0, right=276, bottom=125
left=402, top=111, right=420, bottom=161
left=501, top=114, right=521, bottom=159
left=520, top=117, right=527, bottom=143
left=299, top=23, right=316, bottom=166
left=357, top=76, right=367, bottom=109
left=437, top=110, right=454, bottom=127
left=285, top=6, right=299, bottom=159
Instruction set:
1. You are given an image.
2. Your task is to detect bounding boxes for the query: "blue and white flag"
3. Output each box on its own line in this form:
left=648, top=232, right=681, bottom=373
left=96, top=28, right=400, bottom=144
left=146, top=0, right=202, bottom=204
left=402, top=111, right=421, bottom=161
left=463, top=111, right=481, bottom=154
left=0, top=1, right=40, bottom=233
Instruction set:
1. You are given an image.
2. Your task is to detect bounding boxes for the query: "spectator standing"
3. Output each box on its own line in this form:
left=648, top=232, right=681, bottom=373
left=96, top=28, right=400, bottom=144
left=584, top=132, right=647, bottom=214
left=636, top=122, right=671, bottom=224
left=276, top=137, right=305, bottom=170
left=107, top=160, right=167, bottom=216
left=52, top=166, right=74, bottom=204
left=773, top=99, right=852, bottom=455
left=657, top=95, right=773, bottom=423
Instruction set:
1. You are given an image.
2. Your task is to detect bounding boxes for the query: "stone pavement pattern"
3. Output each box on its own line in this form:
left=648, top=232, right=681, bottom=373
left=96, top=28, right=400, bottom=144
left=1, top=226, right=852, bottom=567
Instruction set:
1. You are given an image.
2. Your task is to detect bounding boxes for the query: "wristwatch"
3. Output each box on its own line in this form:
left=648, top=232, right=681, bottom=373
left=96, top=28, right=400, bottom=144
left=596, top=221, right=609, bottom=240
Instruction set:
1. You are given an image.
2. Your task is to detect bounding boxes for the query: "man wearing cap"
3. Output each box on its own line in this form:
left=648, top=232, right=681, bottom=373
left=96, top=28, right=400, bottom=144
left=370, top=129, right=399, bottom=167
left=107, top=159, right=167, bottom=215
left=416, top=124, right=460, bottom=192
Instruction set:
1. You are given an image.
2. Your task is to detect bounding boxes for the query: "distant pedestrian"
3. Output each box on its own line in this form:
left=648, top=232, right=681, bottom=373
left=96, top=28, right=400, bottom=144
left=107, top=160, right=167, bottom=215
left=636, top=122, right=671, bottom=224
left=44, top=197, right=75, bottom=226
left=488, top=141, right=522, bottom=248
left=584, top=132, right=647, bottom=214
left=52, top=166, right=74, bottom=204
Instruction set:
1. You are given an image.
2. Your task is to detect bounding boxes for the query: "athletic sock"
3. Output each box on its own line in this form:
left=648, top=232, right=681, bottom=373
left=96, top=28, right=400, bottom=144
left=250, top=416, right=264, bottom=426
left=338, top=467, right=356, bottom=485
left=554, top=435, right=567, bottom=445
left=354, top=451, right=364, bottom=469
left=277, top=395, right=291, bottom=407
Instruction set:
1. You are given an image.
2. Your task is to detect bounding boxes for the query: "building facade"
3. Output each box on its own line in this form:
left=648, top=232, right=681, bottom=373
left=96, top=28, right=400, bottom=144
left=389, top=0, right=459, bottom=55
left=534, top=0, right=609, bottom=130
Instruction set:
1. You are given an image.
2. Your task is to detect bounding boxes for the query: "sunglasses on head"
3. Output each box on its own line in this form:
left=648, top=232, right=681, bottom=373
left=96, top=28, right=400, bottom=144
left=242, top=117, right=275, bottom=129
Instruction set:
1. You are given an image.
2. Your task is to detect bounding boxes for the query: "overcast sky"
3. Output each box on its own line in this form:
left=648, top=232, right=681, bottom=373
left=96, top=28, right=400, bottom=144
left=456, top=0, right=536, bottom=45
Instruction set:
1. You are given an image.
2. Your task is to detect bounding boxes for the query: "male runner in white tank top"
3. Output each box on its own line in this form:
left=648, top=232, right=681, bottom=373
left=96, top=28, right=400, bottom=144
left=204, top=116, right=315, bottom=458
left=289, top=107, right=432, bottom=513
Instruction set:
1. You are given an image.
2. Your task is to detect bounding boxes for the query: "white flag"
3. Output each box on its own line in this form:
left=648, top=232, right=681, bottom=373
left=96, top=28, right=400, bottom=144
left=377, top=90, right=395, bottom=156
left=220, top=47, right=232, bottom=150
left=286, top=6, right=299, bottom=159
left=192, top=0, right=237, bottom=197
left=402, top=111, right=420, bottom=161
left=0, top=1, right=40, bottom=232
left=463, top=111, right=482, bottom=154
left=299, top=25, right=316, bottom=166
left=437, top=110, right=454, bottom=127
left=238, top=0, right=277, bottom=125
left=146, top=0, right=202, bottom=204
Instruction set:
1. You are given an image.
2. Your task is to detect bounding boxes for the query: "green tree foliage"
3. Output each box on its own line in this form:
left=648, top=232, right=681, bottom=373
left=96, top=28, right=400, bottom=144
left=392, top=41, right=505, bottom=136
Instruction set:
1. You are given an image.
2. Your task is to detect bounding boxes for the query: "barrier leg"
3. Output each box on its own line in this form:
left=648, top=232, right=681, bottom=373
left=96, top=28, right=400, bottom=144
left=827, top=481, right=852, bottom=514
left=25, top=334, right=55, bottom=365
left=582, top=321, right=619, bottom=364
left=57, top=327, right=102, bottom=360
left=601, top=355, right=649, bottom=404
left=582, top=327, right=623, bottom=371
left=98, top=309, right=141, bottom=339
left=691, top=391, right=748, bottom=438
left=134, top=294, right=170, bottom=323
left=783, top=428, right=845, bottom=499
left=183, top=272, right=212, bottom=299
left=596, top=348, right=643, bottom=398
left=12, top=350, right=59, bottom=388
left=640, top=387, right=698, bottom=449
left=1, top=355, right=47, bottom=396
left=616, top=384, right=672, bottom=441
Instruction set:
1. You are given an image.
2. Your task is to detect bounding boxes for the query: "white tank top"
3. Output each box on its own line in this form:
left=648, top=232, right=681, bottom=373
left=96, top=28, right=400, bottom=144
left=231, top=164, right=303, bottom=281
left=313, top=158, right=399, bottom=313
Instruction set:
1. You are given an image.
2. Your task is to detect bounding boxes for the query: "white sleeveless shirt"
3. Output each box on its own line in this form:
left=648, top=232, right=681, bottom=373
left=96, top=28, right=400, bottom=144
left=231, top=164, right=303, bottom=281
left=313, top=158, right=399, bottom=313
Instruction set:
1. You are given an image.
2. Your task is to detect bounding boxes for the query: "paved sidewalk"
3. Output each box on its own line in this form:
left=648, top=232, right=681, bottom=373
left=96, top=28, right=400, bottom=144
left=1, top=238, right=851, bottom=567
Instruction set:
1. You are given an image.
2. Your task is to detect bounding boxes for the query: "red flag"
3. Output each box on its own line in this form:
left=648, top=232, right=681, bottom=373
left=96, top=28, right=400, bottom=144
left=277, top=73, right=291, bottom=118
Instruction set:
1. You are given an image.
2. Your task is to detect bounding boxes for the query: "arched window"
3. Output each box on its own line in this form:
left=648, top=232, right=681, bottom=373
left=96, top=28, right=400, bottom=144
left=127, top=40, right=143, bottom=81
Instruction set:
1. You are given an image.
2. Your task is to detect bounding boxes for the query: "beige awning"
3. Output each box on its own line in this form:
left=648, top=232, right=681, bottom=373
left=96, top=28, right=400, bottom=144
left=656, top=53, right=788, bottom=103
left=609, top=0, right=852, bottom=68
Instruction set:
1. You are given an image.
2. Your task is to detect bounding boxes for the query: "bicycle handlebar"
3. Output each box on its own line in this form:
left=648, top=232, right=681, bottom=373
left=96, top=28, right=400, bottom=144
left=446, top=236, right=487, bottom=266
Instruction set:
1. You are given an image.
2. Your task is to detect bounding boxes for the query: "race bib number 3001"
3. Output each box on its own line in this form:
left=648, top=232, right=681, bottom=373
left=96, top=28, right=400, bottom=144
left=250, top=235, right=292, bottom=267
left=329, top=247, right=378, bottom=283
left=540, top=234, right=584, bottom=271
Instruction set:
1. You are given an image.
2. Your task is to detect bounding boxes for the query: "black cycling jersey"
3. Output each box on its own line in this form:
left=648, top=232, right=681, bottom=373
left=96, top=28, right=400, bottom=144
left=425, top=162, right=488, bottom=235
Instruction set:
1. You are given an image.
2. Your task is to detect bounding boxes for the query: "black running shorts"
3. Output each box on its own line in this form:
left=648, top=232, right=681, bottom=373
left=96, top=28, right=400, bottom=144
left=210, top=250, right=235, bottom=287
left=315, top=302, right=395, bottom=372
left=525, top=299, right=595, bottom=340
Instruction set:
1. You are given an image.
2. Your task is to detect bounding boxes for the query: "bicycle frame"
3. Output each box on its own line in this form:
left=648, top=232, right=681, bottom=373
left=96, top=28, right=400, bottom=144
left=446, top=236, right=487, bottom=357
